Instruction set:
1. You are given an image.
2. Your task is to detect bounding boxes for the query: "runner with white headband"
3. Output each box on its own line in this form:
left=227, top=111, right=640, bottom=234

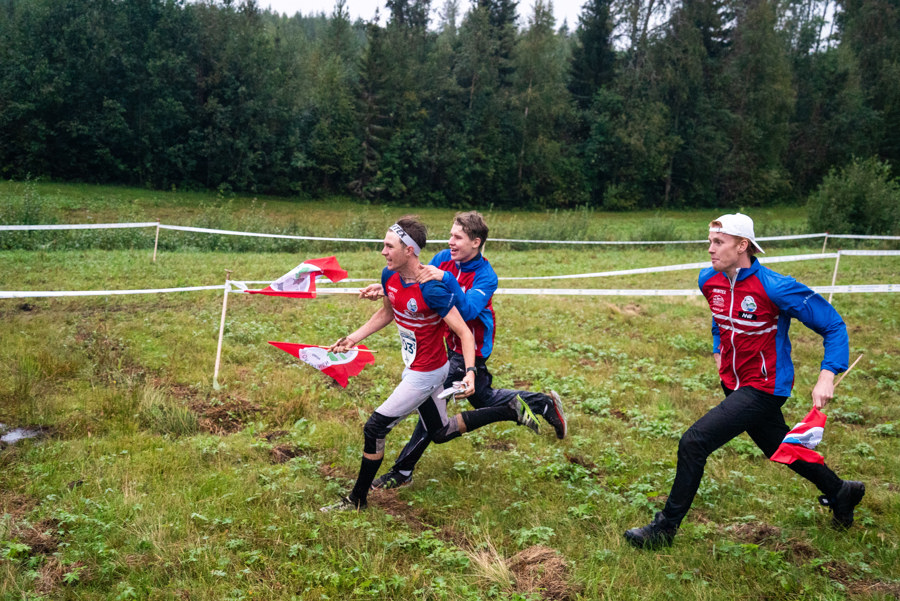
left=321, top=216, right=540, bottom=512
left=388, top=223, right=421, bottom=256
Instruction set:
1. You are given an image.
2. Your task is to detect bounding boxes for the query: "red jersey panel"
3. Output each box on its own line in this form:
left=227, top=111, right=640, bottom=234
left=383, top=271, right=449, bottom=372
left=701, top=270, right=780, bottom=393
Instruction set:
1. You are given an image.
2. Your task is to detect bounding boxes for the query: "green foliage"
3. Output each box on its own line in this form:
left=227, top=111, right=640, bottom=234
left=1, top=0, right=895, bottom=207
left=807, top=156, right=900, bottom=235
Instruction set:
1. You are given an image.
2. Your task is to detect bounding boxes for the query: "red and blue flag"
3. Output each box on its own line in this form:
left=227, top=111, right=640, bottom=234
left=770, top=407, right=827, bottom=465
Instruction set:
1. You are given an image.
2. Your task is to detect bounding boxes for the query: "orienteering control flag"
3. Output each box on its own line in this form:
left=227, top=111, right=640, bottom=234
left=269, top=342, right=374, bottom=388
left=247, top=256, right=347, bottom=298
left=770, top=407, right=827, bottom=465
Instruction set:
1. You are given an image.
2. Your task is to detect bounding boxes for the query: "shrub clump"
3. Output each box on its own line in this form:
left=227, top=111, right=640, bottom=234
left=807, top=156, right=900, bottom=235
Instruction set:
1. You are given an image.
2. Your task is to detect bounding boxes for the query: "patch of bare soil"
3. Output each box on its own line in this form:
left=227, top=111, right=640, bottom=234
left=318, top=463, right=352, bottom=480
left=849, top=580, right=900, bottom=598
left=269, top=443, right=304, bottom=464
left=260, top=430, right=289, bottom=442
left=34, top=558, right=92, bottom=595
left=508, top=545, right=580, bottom=601
left=11, top=519, right=61, bottom=555
left=0, top=492, right=38, bottom=519
left=190, top=397, right=261, bottom=434
left=610, top=408, right=629, bottom=421
left=726, top=521, right=818, bottom=562
left=728, top=522, right=783, bottom=544
left=370, top=489, right=427, bottom=528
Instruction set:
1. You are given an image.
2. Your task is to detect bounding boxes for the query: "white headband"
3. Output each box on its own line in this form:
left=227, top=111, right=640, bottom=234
left=388, top=224, right=422, bottom=256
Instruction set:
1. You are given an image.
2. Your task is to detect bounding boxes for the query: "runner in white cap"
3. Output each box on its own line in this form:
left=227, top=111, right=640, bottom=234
left=624, top=213, right=864, bottom=548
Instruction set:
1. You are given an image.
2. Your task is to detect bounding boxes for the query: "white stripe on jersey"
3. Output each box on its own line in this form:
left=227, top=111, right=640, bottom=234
left=717, top=323, right=779, bottom=336
left=394, top=313, right=442, bottom=328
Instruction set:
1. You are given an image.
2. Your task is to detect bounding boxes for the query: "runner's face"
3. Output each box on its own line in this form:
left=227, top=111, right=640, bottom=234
left=448, top=223, right=480, bottom=262
left=382, top=231, right=409, bottom=270
left=708, top=232, right=745, bottom=274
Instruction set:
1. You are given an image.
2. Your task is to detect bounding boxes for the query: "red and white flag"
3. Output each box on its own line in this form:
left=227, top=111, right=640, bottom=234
left=246, top=256, right=347, bottom=299
left=269, top=342, right=374, bottom=388
left=770, top=407, right=827, bottom=465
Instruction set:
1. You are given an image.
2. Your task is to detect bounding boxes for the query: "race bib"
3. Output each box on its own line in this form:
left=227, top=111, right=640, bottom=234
left=396, top=322, right=417, bottom=368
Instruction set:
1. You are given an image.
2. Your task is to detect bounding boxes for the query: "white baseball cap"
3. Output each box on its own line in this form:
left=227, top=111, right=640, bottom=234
left=709, top=213, right=765, bottom=254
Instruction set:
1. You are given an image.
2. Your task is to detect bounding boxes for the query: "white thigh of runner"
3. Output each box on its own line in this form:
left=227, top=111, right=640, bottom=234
left=375, top=363, right=450, bottom=425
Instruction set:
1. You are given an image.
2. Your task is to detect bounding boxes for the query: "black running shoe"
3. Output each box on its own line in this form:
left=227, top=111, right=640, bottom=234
left=544, top=390, right=568, bottom=439
left=319, top=495, right=367, bottom=513
left=624, top=512, right=677, bottom=549
left=371, top=469, right=413, bottom=490
left=819, top=480, right=865, bottom=529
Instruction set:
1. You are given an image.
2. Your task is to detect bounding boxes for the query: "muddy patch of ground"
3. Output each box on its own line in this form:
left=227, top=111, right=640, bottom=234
left=269, top=443, right=305, bottom=463
left=508, top=545, right=580, bottom=601
left=726, top=521, right=817, bottom=561
left=190, top=396, right=261, bottom=434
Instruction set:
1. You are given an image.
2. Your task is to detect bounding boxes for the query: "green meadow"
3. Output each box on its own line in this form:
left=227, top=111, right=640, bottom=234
left=1, top=181, right=899, bottom=600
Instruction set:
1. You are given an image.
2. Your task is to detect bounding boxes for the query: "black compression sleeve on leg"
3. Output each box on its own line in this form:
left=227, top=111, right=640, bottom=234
left=351, top=456, right=383, bottom=503
left=460, top=403, right=517, bottom=432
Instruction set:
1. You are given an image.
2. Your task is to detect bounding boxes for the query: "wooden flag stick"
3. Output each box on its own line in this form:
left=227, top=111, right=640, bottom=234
left=834, top=353, right=863, bottom=389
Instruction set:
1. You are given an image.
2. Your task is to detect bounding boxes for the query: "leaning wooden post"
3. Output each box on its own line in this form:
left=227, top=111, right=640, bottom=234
left=213, top=269, right=233, bottom=389
left=827, top=250, right=841, bottom=304
left=821, top=232, right=829, bottom=253
left=152, top=220, right=161, bottom=263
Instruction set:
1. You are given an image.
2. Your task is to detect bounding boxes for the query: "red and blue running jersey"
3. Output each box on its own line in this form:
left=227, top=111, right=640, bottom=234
left=699, top=258, right=848, bottom=396
left=382, top=268, right=456, bottom=372
left=429, top=250, right=498, bottom=359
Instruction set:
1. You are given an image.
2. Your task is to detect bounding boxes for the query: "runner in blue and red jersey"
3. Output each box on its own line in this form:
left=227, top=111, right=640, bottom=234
left=625, top=213, right=865, bottom=549
left=320, top=217, right=541, bottom=512
left=362, top=211, right=567, bottom=490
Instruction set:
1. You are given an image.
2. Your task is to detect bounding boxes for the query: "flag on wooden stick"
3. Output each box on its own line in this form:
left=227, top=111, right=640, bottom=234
left=247, top=256, right=347, bottom=298
left=269, top=342, right=374, bottom=387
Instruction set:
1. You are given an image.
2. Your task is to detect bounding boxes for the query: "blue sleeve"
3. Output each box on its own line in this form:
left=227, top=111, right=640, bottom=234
left=420, top=281, right=455, bottom=318
left=766, top=272, right=849, bottom=374
left=711, top=317, right=721, bottom=353
left=440, top=266, right=498, bottom=322
left=381, top=268, right=392, bottom=289
left=428, top=250, right=448, bottom=267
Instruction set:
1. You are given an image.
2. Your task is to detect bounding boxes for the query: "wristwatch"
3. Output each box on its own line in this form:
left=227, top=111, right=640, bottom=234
left=466, top=366, right=477, bottom=375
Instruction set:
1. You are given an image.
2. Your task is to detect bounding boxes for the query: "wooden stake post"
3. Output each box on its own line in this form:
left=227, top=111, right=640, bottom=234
left=213, top=269, right=232, bottom=389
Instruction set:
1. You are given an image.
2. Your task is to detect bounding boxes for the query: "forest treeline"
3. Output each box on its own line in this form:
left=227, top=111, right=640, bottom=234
left=1, top=0, right=898, bottom=209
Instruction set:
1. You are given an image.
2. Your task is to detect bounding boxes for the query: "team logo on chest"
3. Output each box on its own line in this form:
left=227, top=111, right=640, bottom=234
left=711, top=294, right=725, bottom=309
left=406, top=298, right=418, bottom=313
left=741, top=295, right=757, bottom=313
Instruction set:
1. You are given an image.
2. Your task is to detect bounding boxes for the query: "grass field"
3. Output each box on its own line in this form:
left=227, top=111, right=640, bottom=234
left=1, top=181, right=899, bottom=600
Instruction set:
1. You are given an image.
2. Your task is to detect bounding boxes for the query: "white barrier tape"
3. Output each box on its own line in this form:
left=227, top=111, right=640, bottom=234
left=5, top=221, right=900, bottom=244
left=813, top=284, right=900, bottom=293
left=491, top=233, right=829, bottom=245
left=839, top=250, right=900, bottom=256
left=3, top=282, right=896, bottom=300
left=499, top=252, right=842, bottom=281
left=158, top=224, right=380, bottom=243
left=829, top=234, right=900, bottom=241
left=0, top=285, right=225, bottom=299
left=311, top=284, right=899, bottom=296
left=0, top=222, right=159, bottom=231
